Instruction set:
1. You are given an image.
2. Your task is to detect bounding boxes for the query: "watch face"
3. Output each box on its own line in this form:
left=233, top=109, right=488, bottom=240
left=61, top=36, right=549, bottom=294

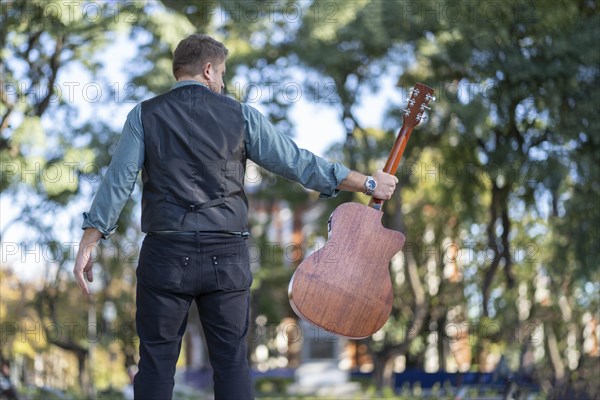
left=367, top=178, right=376, bottom=190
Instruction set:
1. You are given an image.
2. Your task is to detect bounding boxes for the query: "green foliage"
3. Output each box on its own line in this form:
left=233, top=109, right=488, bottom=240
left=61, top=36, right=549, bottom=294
left=3, top=0, right=598, bottom=397
left=254, top=376, right=294, bottom=395
left=216, top=0, right=599, bottom=394
left=1, top=0, right=142, bottom=395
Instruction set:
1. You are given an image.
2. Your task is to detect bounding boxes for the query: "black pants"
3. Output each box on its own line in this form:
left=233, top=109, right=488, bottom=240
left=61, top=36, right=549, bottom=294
left=133, top=233, right=254, bottom=400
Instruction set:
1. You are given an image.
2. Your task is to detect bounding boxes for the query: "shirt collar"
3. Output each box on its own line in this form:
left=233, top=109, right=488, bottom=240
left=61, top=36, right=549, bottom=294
left=171, top=80, right=209, bottom=90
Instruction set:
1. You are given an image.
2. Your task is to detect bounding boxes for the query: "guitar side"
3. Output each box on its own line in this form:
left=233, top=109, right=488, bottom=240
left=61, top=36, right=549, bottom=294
left=288, top=202, right=405, bottom=338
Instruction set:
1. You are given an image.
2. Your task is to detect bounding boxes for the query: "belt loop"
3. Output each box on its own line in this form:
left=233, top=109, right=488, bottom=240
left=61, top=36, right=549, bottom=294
left=195, top=231, right=201, bottom=253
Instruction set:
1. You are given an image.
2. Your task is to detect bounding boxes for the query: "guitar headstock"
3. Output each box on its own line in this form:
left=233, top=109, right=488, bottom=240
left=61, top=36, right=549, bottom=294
left=403, top=83, right=435, bottom=127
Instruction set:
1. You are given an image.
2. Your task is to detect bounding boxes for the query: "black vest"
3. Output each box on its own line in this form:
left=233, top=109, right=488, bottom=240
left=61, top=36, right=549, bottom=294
left=140, top=84, right=248, bottom=232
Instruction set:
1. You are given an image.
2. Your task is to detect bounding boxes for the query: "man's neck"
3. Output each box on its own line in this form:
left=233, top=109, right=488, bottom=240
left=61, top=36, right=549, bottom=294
left=177, top=75, right=207, bottom=85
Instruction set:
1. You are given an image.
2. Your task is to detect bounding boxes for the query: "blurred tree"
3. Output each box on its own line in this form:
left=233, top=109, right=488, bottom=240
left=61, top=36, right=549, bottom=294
left=398, top=2, right=599, bottom=396
left=3, top=0, right=598, bottom=397
left=1, top=1, right=144, bottom=395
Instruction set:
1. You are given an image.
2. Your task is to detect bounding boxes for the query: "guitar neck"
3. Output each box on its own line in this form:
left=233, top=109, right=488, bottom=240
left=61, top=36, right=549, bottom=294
left=368, top=83, right=435, bottom=210
left=368, top=124, right=413, bottom=209
left=383, top=125, right=413, bottom=174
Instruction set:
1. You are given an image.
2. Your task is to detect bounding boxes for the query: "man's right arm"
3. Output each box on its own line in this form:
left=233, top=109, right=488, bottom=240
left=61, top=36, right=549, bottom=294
left=74, top=104, right=144, bottom=294
left=81, top=104, right=144, bottom=239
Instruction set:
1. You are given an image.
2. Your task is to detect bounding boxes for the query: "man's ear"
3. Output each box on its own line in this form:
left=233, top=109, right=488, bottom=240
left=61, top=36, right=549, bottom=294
left=202, top=62, right=213, bottom=81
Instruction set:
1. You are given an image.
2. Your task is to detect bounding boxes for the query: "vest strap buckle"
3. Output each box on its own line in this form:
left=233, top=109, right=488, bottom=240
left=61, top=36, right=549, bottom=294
left=164, top=193, right=227, bottom=226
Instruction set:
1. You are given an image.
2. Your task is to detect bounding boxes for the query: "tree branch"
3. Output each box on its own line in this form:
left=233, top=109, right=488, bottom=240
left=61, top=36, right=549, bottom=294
left=482, top=183, right=500, bottom=317
left=36, top=35, right=64, bottom=116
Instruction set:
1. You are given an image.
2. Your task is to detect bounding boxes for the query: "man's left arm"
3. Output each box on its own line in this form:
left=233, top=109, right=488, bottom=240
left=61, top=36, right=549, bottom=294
left=242, top=104, right=397, bottom=199
left=336, top=170, right=398, bottom=200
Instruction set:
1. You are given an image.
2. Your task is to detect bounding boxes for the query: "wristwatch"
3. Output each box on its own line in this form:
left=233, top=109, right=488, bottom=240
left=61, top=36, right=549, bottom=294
left=363, top=176, right=377, bottom=196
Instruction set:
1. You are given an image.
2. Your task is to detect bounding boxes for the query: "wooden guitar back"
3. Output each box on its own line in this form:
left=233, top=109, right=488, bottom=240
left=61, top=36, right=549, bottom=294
left=288, top=202, right=405, bottom=338
left=289, top=83, right=433, bottom=338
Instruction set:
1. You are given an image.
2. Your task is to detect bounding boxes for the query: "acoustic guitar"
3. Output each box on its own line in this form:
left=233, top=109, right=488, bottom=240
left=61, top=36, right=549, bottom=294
left=288, top=83, right=435, bottom=338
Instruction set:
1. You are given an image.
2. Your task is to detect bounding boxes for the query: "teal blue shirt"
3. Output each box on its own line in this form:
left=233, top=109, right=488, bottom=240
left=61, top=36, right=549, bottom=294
left=83, top=80, right=350, bottom=238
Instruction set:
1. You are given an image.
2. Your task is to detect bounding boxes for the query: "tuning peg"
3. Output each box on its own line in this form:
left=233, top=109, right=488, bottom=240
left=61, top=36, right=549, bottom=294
left=412, top=88, right=420, bottom=96
left=403, top=108, right=411, bottom=116
left=425, top=93, right=436, bottom=102
left=416, top=113, right=429, bottom=122
left=407, top=99, right=415, bottom=107
left=420, top=104, right=431, bottom=111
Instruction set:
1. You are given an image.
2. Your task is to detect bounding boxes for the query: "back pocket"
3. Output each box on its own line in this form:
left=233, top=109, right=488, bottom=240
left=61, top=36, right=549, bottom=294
left=137, top=253, right=189, bottom=292
left=210, top=244, right=252, bottom=291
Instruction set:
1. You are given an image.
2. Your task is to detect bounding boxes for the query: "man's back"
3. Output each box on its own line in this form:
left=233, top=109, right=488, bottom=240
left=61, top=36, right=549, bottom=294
left=141, top=84, right=248, bottom=233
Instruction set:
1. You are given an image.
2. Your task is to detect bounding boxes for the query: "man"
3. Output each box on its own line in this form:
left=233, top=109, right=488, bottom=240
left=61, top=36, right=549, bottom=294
left=73, top=34, right=398, bottom=399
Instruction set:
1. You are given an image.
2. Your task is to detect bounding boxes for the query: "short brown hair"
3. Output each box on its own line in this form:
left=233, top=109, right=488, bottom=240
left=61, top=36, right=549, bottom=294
left=172, top=34, right=228, bottom=79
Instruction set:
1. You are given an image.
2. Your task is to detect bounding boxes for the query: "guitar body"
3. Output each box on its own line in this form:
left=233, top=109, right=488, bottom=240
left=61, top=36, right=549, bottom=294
left=288, top=202, right=405, bottom=338
left=288, top=83, right=434, bottom=339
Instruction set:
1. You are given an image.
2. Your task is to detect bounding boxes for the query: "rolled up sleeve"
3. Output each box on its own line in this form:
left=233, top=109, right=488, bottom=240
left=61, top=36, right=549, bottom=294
left=82, top=104, right=144, bottom=239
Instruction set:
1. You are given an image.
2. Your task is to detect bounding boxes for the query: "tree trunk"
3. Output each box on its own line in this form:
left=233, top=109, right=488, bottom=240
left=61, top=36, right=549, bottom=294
left=372, top=347, right=406, bottom=394
left=382, top=356, right=395, bottom=389
left=546, top=323, right=566, bottom=383
left=76, top=351, right=91, bottom=398
left=371, top=351, right=387, bottom=393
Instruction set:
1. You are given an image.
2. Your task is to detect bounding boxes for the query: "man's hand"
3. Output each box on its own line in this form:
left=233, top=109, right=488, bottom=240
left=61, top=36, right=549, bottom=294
left=372, top=170, right=399, bottom=200
left=337, top=170, right=399, bottom=200
left=73, top=228, right=102, bottom=295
